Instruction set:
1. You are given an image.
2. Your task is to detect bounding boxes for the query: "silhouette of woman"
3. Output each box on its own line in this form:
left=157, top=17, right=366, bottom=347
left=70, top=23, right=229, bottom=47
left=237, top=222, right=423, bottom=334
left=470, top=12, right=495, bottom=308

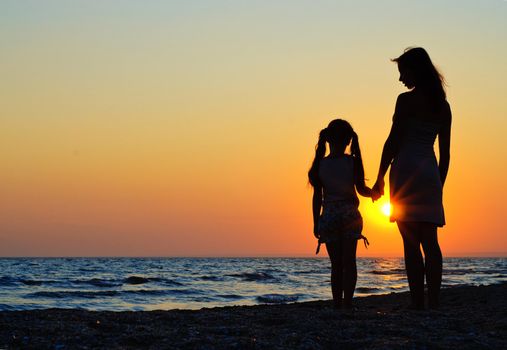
left=373, top=47, right=451, bottom=309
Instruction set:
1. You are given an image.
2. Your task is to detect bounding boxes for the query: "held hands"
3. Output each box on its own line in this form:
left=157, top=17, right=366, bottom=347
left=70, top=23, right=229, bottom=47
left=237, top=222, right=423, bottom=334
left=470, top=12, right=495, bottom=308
left=371, top=178, right=385, bottom=202
left=371, top=189, right=381, bottom=202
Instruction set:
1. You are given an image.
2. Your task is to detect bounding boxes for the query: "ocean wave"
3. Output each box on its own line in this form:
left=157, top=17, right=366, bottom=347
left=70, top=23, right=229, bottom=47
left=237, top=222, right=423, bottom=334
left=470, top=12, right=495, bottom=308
left=217, top=294, right=243, bottom=300
left=356, top=287, right=382, bottom=293
left=124, top=276, right=150, bottom=285
left=157, top=278, right=184, bottom=286
left=256, top=294, right=299, bottom=304
left=227, top=272, right=276, bottom=282
left=444, top=268, right=507, bottom=276
left=442, top=283, right=467, bottom=288
left=478, top=269, right=507, bottom=274
left=79, top=267, right=100, bottom=272
left=389, top=285, right=407, bottom=290
left=123, top=289, right=168, bottom=296
left=25, top=289, right=178, bottom=299
left=72, top=278, right=121, bottom=288
left=20, top=279, right=45, bottom=286
left=163, top=288, right=200, bottom=295
left=0, top=303, right=15, bottom=311
left=122, top=276, right=183, bottom=286
left=190, top=296, right=215, bottom=302
left=1, top=276, right=61, bottom=287
left=0, top=276, right=18, bottom=286
left=26, top=290, right=120, bottom=299
left=200, top=275, right=224, bottom=281
left=369, top=270, right=391, bottom=275
left=293, top=270, right=326, bottom=275
left=369, top=269, right=404, bottom=275
left=443, top=269, right=475, bottom=275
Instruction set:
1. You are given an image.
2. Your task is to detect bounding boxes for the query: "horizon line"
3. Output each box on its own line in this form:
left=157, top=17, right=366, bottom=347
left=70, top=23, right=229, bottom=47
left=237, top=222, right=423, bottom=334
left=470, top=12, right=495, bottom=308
left=1, top=254, right=506, bottom=259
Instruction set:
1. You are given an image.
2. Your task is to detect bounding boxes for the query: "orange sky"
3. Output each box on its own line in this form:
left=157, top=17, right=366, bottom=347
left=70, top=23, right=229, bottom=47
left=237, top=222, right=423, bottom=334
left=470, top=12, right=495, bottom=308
left=1, top=1, right=506, bottom=256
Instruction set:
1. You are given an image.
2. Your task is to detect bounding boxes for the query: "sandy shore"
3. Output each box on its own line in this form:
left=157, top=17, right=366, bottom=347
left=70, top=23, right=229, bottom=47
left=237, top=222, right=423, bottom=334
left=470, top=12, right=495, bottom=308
left=1, top=283, right=506, bottom=349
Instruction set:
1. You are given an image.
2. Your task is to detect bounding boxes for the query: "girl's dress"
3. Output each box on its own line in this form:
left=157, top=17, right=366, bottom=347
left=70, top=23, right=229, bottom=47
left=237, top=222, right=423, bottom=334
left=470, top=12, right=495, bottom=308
left=389, top=117, right=445, bottom=226
left=318, top=155, right=363, bottom=243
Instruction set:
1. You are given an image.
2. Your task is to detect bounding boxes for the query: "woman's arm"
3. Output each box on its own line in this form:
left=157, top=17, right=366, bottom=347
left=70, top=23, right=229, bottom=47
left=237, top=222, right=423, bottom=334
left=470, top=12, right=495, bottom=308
left=312, top=186, right=323, bottom=238
left=373, top=94, right=405, bottom=195
left=438, top=104, right=452, bottom=186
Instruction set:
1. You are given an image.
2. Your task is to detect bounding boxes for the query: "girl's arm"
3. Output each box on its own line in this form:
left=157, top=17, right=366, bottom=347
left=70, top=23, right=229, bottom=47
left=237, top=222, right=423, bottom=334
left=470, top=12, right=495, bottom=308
left=373, top=94, right=405, bottom=195
left=354, top=158, right=373, bottom=197
left=312, top=186, right=323, bottom=238
left=438, top=103, right=452, bottom=187
left=351, top=133, right=372, bottom=198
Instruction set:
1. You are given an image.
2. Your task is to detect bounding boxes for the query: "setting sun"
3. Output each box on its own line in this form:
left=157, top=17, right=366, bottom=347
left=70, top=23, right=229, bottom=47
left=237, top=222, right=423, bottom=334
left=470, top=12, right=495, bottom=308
left=381, top=203, right=392, bottom=217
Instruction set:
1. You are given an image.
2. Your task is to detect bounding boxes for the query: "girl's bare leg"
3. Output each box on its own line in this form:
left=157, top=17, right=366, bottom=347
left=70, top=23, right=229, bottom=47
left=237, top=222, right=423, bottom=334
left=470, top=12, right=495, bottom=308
left=326, top=241, right=343, bottom=308
left=342, top=238, right=358, bottom=308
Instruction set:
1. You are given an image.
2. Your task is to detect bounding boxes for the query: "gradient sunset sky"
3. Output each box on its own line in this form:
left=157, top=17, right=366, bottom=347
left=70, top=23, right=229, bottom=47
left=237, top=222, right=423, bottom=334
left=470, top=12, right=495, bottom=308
left=1, top=0, right=506, bottom=257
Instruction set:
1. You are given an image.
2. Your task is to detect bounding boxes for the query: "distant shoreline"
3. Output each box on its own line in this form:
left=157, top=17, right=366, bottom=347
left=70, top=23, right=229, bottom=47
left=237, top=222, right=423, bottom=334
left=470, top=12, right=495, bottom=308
left=1, top=283, right=506, bottom=349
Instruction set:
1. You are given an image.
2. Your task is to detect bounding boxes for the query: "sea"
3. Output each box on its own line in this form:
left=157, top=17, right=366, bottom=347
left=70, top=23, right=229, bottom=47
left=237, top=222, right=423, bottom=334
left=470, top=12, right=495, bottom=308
left=0, top=257, right=505, bottom=311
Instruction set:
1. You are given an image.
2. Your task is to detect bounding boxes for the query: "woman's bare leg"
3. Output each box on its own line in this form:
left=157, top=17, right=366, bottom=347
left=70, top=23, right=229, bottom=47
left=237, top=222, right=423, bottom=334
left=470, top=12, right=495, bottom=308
left=420, top=223, right=442, bottom=308
left=326, top=241, right=343, bottom=308
left=341, top=238, right=358, bottom=308
left=398, top=221, right=425, bottom=309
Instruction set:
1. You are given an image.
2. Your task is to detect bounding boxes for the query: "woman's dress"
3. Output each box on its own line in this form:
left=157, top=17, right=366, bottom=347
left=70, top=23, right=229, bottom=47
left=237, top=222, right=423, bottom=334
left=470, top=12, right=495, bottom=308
left=389, top=118, right=445, bottom=226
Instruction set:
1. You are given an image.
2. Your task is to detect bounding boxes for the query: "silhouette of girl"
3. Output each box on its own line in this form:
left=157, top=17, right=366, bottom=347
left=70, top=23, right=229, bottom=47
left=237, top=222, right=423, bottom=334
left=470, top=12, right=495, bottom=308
left=309, top=119, right=373, bottom=309
left=373, top=47, right=452, bottom=309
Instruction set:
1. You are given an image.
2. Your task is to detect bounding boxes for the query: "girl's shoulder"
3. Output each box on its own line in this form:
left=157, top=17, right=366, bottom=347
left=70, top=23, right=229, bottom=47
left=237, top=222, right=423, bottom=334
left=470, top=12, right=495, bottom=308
left=321, top=155, right=354, bottom=167
left=322, top=154, right=352, bottom=161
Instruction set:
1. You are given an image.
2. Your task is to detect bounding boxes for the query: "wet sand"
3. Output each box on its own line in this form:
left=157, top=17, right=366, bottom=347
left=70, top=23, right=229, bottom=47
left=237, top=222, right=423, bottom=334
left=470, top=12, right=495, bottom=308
left=1, top=283, right=506, bottom=349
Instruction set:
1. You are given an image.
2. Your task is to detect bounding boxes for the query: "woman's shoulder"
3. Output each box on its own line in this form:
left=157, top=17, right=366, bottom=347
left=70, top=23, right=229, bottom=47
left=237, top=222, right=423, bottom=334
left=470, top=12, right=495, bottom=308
left=396, top=92, right=451, bottom=122
left=396, top=91, right=421, bottom=109
left=393, top=92, right=414, bottom=119
left=397, top=91, right=413, bottom=99
left=396, top=91, right=413, bottom=104
left=442, top=100, right=452, bottom=118
left=436, top=100, right=452, bottom=127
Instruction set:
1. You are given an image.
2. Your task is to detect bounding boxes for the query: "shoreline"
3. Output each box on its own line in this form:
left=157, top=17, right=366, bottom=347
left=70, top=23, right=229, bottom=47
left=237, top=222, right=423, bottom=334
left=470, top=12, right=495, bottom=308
left=1, top=283, right=506, bottom=349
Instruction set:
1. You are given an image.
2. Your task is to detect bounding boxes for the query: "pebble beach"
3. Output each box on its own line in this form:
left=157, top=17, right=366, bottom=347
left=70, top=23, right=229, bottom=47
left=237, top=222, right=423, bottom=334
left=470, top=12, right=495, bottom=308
left=1, top=282, right=506, bottom=349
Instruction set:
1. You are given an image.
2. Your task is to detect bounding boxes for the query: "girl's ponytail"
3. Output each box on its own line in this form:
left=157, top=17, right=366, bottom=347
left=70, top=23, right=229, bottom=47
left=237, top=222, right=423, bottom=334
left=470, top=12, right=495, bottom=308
left=350, top=131, right=365, bottom=183
left=308, top=128, right=327, bottom=188
left=350, top=131, right=361, bottom=158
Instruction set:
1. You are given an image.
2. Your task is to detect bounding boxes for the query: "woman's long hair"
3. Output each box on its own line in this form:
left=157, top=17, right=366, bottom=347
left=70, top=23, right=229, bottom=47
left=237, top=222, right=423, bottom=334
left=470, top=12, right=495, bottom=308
left=308, top=119, right=364, bottom=188
left=393, top=47, right=447, bottom=110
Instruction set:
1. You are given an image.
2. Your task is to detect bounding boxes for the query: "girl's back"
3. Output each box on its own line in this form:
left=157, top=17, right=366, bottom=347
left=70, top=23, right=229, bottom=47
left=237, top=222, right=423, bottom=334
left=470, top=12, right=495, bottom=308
left=319, top=155, right=357, bottom=204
